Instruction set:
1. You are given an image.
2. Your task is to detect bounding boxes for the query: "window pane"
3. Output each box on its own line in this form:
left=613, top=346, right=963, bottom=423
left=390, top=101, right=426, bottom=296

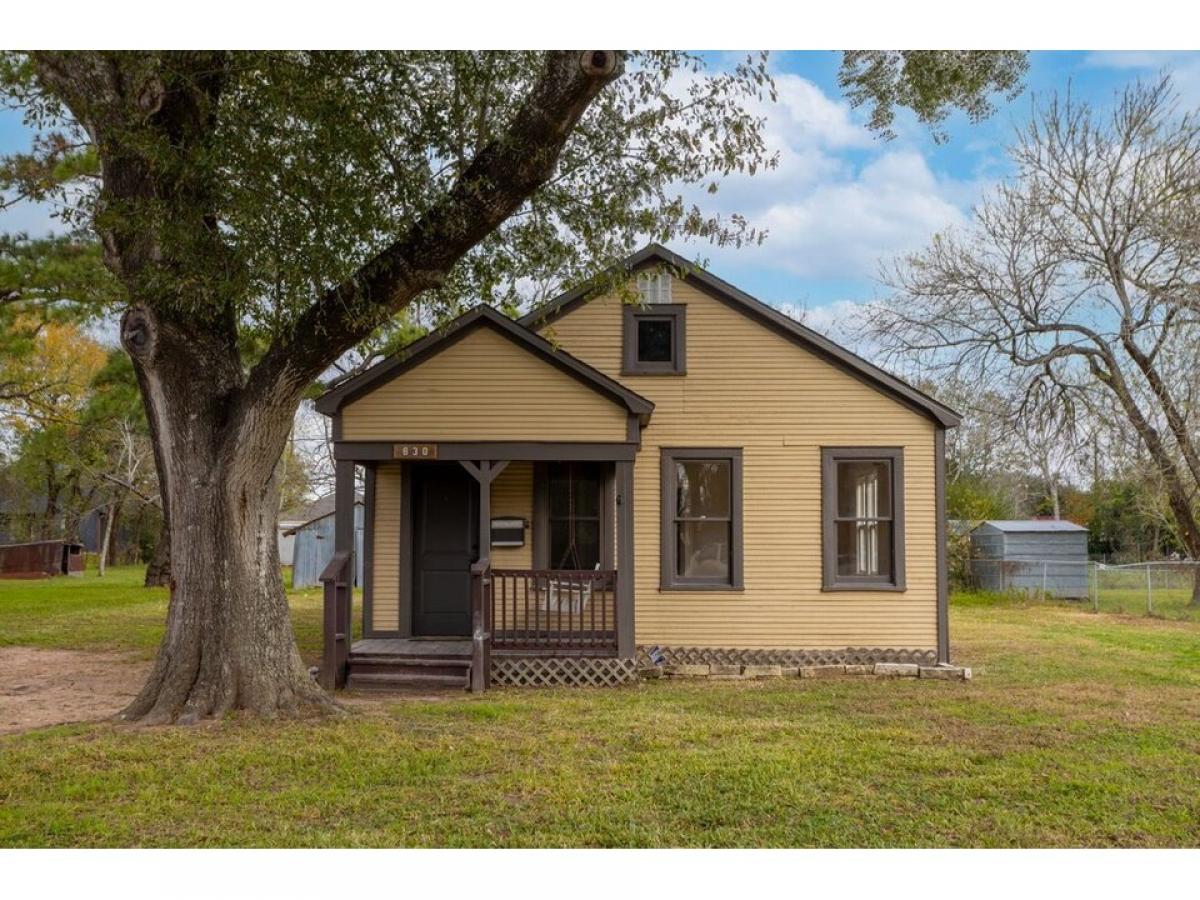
left=549, top=463, right=602, bottom=518
left=676, top=521, right=730, bottom=579
left=836, top=520, right=893, bottom=577
left=550, top=518, right=602, bottom=570
left=836, top=460, right=892, bottom=519
left=637, top=318, right=674, bottom=362
left=549, top=467, right=571, bottom=517
left=676, top=460, right=730, bottom=518
left=573, top=466, right=601, bottom=517
left=550, top=518, right=570, bottom=568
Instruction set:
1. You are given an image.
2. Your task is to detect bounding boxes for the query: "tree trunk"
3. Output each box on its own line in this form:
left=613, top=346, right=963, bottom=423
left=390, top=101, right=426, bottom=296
left=106, top=496, right=125, bottom=565
left=144, top=520, right=171, bottom=587
left=120, top=308, right=330, bottom=724
left=97, top=504, right=115, bottom=577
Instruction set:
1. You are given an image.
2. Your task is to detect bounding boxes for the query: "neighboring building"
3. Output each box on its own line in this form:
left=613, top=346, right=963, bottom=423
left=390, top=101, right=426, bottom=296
left=277, top=512, right=306, bottom=566
left=312, top=245, right=961, bottom=690
left=285, top=500, right=365, bottom=587
left=0, top=540, right=85, bottom=578
left=970, top=520, right=1090, bottom=598
left=279, top=493, right=359, bottom=567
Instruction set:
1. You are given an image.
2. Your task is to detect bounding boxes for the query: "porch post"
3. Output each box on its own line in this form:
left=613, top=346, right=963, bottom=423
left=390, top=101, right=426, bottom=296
left=321, top=457, right=356, bottom=690
left=478, top=460, right=491, bottom=561
left=334, top=458, right=355, bottom=578
left=460, top=459, right=509, bottom=561
left=616, top=459, right=635, bottom=657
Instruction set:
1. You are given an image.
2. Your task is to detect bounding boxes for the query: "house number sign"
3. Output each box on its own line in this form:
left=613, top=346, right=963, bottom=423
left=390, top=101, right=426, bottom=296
left=393, top=443, right=438, bottom=460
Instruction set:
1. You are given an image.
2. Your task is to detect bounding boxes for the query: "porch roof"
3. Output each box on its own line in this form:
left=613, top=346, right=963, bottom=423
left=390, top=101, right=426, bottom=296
left=314, top=304, right=654, bottom=419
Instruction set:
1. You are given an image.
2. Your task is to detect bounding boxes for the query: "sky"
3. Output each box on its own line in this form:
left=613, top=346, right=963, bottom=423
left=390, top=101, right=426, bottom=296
left=4, top=50, right=1200, bottom=337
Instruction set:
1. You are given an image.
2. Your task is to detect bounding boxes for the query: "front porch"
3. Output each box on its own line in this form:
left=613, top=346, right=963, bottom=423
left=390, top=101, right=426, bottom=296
left=312, top=304, right=655, bottom=691
left=319, top=447, right=638, bottom=692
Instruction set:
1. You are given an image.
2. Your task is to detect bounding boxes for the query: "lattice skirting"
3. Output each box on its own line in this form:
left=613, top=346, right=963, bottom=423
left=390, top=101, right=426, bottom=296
left=637, top=645, right=937, bottom=668
left=491, top=656, right=639, bottom=688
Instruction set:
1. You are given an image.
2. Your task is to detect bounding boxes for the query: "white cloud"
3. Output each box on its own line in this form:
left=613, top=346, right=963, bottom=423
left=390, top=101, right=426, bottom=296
left=1082, top=51, right=1200, bottom=105
left=693, top=146, right=971, bottom=281
left=1083, top=51, right=1170, bottom=70
left=676, top=73, right=977, bottom=285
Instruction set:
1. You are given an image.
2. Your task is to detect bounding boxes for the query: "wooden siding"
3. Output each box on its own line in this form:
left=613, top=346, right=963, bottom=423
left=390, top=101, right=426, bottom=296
left=540, top=280, right=939, bottom=651
left=490, top=461, right=533, bottom=569
left=340, top=326, right=629, bottom=441
left=370, top=463, right=402, bottom=632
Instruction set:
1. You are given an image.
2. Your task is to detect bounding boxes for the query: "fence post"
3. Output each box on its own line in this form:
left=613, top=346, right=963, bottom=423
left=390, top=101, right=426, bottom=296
left=1146, top=564, right=1153, bottom=616
left=1091, top=562, right=1099, bottom=613
left=1042, top=561, right=1048, bottom=601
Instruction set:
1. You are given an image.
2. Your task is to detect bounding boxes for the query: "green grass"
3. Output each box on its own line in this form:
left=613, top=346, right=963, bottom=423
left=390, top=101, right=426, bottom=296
left=0, top=565, right=334, bottom=663
left=1, top=572, right=1199, bottom=847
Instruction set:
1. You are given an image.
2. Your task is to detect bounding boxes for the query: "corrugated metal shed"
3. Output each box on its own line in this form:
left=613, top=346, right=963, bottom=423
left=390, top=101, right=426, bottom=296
left=286, top=503, right=364, bottom=588
left=970, top=520, right=1090, bottom=598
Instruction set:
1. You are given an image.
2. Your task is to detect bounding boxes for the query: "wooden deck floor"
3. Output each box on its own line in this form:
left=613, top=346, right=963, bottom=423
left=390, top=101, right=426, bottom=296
left=351, top=638, right=471, bottom=658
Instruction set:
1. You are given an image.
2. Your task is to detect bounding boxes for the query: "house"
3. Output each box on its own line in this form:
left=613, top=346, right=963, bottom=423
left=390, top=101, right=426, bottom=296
left=285, top=499, right=365, bottom=588
left=312, top=245, right=960, bottom=691
left=970, top=520, right=1090, bottom=598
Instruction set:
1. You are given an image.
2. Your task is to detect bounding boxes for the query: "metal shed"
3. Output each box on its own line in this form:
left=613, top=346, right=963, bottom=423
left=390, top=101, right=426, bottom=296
left=970, top=520, right=1090, bottom=598
left=0, top=540, right=85, bottom=578
left=286, top=502, right=364, bottom=588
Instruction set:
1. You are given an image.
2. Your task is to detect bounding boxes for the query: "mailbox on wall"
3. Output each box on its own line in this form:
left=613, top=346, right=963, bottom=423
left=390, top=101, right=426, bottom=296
left=490, top=517, right=526, bottom=548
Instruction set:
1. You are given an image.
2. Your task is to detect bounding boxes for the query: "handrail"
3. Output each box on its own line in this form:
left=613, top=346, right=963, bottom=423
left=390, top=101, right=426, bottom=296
left=320, top=550, right=352, bottom=584
left=488, top=568, right=618, bottom=654
left=320, top=550, right=354, bottom=690
left=469, top=558, right=492, bottom=692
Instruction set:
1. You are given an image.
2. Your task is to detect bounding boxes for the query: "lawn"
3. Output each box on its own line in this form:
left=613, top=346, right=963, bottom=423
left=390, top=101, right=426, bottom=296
left=0, top=565, right=334, bottom=663
left=1, top=569, right=1198, bottom=847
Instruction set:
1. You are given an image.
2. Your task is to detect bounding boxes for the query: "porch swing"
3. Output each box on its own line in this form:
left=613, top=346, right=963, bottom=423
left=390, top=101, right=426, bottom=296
left=542, top=464, right=601, bottom=615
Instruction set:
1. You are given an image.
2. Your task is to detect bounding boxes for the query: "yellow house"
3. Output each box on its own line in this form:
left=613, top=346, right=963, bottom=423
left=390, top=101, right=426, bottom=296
left=314, top=245, right=960, bottom=690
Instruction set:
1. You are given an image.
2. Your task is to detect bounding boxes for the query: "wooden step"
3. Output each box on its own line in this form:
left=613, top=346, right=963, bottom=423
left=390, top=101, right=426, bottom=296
left=349, top=656, right=472, bottom=680
left=346, top=670, right=470, bottom=692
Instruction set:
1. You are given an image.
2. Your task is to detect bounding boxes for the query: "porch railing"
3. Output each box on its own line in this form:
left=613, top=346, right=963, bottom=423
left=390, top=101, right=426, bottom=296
left=319, top=550, right=354, bottom=690
left=487, top=567, right=619, bottom=654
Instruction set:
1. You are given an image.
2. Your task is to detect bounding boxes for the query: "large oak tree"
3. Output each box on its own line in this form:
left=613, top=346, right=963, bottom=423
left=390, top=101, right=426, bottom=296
left=0, top=50, right=1027, bottom=722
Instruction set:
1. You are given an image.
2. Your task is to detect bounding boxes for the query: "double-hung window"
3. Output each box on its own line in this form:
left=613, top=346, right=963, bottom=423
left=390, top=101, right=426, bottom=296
left=821, top=447, right=905, bottom=590
left=660, top=448, right=743, bottom=589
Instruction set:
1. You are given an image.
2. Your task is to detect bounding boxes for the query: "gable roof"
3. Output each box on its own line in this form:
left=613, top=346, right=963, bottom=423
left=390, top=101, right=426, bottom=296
left=518, top=244, right=961, bottom=428
left=314, top=303, right=654, bottom=419
left=281, top=496, right=365, bottom=535
left=280, top=491, right=364, bottom=526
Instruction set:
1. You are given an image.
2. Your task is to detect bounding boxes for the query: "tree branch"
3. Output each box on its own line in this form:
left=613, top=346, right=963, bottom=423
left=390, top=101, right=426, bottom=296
left=244, top=51, right=623, bottom=404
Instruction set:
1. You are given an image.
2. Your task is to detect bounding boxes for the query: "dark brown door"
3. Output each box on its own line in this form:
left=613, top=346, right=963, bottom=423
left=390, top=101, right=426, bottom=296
left=412, top=463, right=478, bottom=637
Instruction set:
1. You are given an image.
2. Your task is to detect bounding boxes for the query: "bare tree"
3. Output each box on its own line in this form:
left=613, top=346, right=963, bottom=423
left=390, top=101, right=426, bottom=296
left=868, top=77, right=1200, bottom=603
left=94, top=419, right=154, bottom=576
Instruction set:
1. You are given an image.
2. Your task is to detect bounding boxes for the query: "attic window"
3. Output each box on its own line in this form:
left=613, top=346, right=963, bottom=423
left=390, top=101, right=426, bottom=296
left=637, top=271, right=672, bottom=304
left=623, top=303, right=686, bottom=375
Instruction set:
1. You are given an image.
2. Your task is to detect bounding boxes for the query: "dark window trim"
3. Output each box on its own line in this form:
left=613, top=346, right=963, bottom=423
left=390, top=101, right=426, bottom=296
left=623, top=304, right=686, bottom=376
left=660, top=447, right=744, bottom=591
left=821, top=447, right=906, bottom=592
left=533, top=461, right=615, bottom=571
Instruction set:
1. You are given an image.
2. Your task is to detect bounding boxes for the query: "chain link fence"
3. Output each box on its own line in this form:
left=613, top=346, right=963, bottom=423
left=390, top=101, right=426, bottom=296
left=966, top=558, right=1200, bottom=621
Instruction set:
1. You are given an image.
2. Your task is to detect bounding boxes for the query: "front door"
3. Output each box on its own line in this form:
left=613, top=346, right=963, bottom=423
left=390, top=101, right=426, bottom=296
left=412, top=463, right=479, bottom=637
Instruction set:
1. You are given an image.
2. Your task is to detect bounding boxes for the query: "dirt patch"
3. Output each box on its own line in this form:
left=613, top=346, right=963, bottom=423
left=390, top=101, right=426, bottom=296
left=0, top=647, right=149, bottom=734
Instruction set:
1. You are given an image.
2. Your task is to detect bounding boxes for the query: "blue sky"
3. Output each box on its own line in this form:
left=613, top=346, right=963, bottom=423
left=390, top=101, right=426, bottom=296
left=4, top=50, right=1200, bottom=331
